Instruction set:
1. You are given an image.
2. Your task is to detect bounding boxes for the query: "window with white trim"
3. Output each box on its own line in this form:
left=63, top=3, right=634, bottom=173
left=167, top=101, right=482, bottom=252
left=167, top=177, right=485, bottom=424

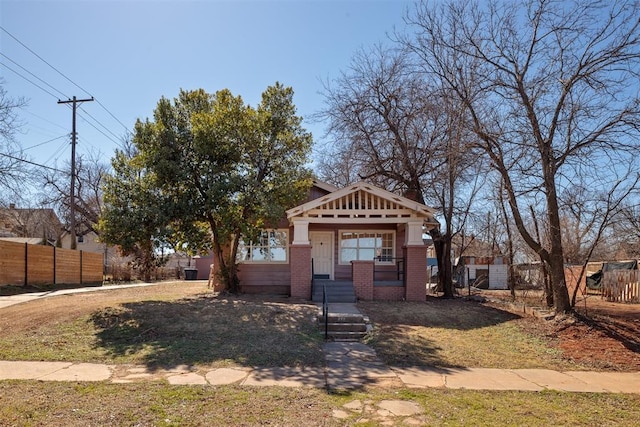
left=237, top=230, right=288, bottom=263
left=339, top=231, right=394, bottom=264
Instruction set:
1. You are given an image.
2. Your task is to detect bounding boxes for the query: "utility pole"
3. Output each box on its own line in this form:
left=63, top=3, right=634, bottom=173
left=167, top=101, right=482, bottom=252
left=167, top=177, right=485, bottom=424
left=58, top=96, right=93, bottom=250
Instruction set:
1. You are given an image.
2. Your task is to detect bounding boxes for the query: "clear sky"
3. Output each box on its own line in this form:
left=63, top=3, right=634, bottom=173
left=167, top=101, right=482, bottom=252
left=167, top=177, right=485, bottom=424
left=0, top=0, right=414, bottom=175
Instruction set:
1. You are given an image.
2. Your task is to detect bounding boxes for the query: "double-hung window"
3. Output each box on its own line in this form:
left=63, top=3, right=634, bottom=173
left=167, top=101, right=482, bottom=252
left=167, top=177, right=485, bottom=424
left=237, top=230, right=288, bottom=263
left=339, top=231, right=394, bottom=264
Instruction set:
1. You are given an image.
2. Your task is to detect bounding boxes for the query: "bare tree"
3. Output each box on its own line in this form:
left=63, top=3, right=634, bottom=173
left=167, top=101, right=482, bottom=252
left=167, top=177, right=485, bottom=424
left=612, top=201, right=640, bottom=259
left=402, top=0, right=640, bottom=313
left=0, top=80, right=28, bottom=198
left=318, top=45, right=486, bottom=297
left=41, top=150, right=108, bottom=241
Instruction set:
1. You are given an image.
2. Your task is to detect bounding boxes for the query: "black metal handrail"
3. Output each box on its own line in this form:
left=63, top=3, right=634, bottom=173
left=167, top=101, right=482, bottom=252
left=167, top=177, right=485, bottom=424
left=311, top=258, right=315, bottom=297
left=373, top=256, right=406, bottom=283
left=322, top=283, right=328, bottom=340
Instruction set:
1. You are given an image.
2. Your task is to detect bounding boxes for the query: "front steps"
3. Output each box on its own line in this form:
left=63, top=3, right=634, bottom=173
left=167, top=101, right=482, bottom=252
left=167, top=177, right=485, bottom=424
left=318, top=303, right=371, bottom=341
left=312, top=280, right=356, bottom=303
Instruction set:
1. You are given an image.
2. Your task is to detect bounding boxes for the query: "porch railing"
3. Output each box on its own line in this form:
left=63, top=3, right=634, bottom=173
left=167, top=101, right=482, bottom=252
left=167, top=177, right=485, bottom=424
left=373, top=257, right=405, bottom=284
left=322, top=282, right=329, bottom=339
left=311, top=258, right=315, bottom=297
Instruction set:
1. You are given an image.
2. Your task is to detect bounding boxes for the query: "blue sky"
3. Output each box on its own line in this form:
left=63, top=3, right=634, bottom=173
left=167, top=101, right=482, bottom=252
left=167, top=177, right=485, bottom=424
left=1, top=0, right=414, bottom=174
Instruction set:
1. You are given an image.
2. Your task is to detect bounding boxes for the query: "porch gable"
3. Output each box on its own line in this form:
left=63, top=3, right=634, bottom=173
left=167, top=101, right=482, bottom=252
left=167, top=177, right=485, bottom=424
left=286, top=181, right=438, bottom=225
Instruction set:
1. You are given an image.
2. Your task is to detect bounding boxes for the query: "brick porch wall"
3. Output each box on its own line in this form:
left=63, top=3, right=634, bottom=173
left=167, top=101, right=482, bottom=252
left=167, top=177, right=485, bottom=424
left=404, top=245, right=428, bottom=302
left=290, top=244, right=312, bottom=299
left=374, top=285, right=405, bottom=301
left=352, top=260, right=374, bottom=301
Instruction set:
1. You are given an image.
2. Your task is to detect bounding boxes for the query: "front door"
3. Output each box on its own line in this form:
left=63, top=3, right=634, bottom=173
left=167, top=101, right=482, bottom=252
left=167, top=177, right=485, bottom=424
left=310, top=231, right=333, bottom=280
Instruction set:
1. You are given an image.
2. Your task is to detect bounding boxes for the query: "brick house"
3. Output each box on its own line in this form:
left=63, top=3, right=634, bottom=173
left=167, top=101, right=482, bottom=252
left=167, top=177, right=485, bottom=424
left=198, top=181, right=439, bottom=302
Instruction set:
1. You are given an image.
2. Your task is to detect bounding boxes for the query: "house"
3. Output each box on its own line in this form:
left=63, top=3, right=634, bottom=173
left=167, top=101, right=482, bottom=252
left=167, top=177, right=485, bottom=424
left=60, top=229, right=113, bottom=256
left=198, top=181, right=439, bottom=302
left=0, top=204, right=63, bottom=245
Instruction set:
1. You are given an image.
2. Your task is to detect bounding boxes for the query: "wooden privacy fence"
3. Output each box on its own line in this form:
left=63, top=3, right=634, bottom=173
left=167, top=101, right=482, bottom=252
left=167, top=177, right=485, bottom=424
left=0, top=240, right=103, bottom=286
left=602, top=269, right=639, bottom=303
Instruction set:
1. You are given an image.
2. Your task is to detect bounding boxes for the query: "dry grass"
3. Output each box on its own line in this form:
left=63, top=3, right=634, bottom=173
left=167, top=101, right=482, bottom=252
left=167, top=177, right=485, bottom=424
left=0, top=382, right=638, bottom=426
left=0, top=282, right=324, bottom=369
left=359, top=298, right=580, bottom=370
left=1, top=283, right=640, bottom=425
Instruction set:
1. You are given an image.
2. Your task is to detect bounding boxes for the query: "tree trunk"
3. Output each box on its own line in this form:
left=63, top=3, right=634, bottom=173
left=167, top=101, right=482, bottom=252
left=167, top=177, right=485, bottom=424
left=208, top=241, right=227, bottom=291
left=208, top=239, right=242, bottom=293
left=430, top=227, right=454, bottom=298
left=545, top=180, right=572, bottom=313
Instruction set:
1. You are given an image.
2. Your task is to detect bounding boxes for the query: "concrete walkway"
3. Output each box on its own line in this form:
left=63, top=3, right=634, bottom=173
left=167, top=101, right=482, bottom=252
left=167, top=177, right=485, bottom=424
left=1, top=286, right=639, bottom=393
left=0, top=345, right=638, bottom=393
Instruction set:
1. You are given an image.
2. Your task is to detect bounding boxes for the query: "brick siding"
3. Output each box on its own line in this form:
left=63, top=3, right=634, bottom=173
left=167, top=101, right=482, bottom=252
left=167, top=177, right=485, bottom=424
left=373, top=285, right=405, bottom=301
left=404, top=245, right=428, bottom=302
left=352, top=260, right=374, bottom=300
left=289, top=244, right=312, bottom=299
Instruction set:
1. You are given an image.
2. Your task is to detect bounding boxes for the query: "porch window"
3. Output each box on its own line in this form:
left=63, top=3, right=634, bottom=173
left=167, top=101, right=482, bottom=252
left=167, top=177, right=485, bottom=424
left=237, top=230, right=288, bottom=263
left=339, top=231, right=394, bottom=264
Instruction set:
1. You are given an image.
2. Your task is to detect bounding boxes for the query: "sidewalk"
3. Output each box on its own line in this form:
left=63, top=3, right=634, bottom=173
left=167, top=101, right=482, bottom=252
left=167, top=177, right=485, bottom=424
left=1, top=286, right=638, bottom=393
left=0, top=343, right=638, bottom=393
left=0, top=282, right=167, bottom=309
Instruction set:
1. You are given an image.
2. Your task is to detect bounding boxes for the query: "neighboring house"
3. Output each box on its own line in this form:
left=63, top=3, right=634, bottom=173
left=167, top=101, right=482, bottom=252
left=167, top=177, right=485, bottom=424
left=198, top=180, right=439, bottom=302
left=0, top=237, right=44, bottom=245
left=0, top=204, right=63, bottom=245
left=60, top=229, right=104, bottom=251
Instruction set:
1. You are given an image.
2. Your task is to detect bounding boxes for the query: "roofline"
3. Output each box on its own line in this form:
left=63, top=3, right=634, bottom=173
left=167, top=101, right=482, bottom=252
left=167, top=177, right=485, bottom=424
left=287, top=180, right=438, bottom=220
left=312, top=179, right=339, bottom=193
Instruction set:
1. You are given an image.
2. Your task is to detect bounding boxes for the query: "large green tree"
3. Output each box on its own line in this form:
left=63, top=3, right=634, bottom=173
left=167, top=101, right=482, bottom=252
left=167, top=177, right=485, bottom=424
left=99, top=142, right=172, bottom=281
left=133, top=83, right=312, bottom=292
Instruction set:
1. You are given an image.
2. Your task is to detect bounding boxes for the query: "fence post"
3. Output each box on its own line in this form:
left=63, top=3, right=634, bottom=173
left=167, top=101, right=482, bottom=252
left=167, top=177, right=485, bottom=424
left=80, top=250, right=83, bottom=285
left=53, top=246, right=56, bottom=285
left=24, top=243, right=28, bottom=287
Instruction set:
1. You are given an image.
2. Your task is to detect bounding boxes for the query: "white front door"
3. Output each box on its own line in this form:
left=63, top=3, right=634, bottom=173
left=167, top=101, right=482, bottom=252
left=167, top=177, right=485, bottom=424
left=310, top=231, right=333, bottom=280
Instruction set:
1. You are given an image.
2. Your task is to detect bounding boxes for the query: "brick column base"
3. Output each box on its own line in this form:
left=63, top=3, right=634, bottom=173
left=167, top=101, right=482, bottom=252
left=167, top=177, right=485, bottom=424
left=290, top=244, right=312, bottom=299
left=352, top=260, right=374, bottom=301
left=404, top=245, right=428, bottom=302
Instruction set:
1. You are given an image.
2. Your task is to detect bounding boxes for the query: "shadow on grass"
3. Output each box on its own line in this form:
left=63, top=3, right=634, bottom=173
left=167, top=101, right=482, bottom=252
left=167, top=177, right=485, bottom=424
left=90, top=295, right=325, bottom=371
left=359, top=297, right=523, bottom=369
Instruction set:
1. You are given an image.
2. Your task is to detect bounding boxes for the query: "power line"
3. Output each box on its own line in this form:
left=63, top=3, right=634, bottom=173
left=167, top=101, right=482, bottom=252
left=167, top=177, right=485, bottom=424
left=1, top=26, right=130, bottom=136
left=94, top=98, right=130, bottom=133
left=18, top=107, right=69, bottom=131
left=23, top=135, right=68, bottom=151
left=0, top=151, right=67, bottom=173
left=2, top=55, right=125, bottom=146
left=43, top=138, right=71, bottom=167
left=78, top=106, right=123, bottom=144
left=0, top=26, right=91, bottom=99
left=0, top=60, right=60, bottom=100
left=0, top=52, right=68, bottom=99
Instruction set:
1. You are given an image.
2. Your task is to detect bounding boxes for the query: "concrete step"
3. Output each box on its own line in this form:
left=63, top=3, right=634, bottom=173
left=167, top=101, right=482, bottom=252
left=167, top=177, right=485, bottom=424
left=318, top=313, right=366, bottom=323
left=325, top=322, right=368, bottom=333
left=329, top=331, right=368, bottom=341
left=312, top=283, right=357, bottom=303
left=318, top=306, right=371, bottom=342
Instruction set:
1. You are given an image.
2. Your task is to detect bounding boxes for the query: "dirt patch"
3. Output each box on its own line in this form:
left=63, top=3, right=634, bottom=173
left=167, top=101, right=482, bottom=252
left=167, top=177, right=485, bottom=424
left=479, top=290, right=640, bottom=371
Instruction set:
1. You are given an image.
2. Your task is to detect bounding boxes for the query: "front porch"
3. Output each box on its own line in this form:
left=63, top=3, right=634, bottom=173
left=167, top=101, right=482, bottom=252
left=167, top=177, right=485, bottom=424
left=287, top=182, right=438, bottom=302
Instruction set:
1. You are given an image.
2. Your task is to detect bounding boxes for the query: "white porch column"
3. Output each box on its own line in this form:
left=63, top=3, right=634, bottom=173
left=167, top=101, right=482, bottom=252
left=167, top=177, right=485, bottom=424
left=405, top=220, right=425, bottom=246
left=292, top=219, right=310, bottom=245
